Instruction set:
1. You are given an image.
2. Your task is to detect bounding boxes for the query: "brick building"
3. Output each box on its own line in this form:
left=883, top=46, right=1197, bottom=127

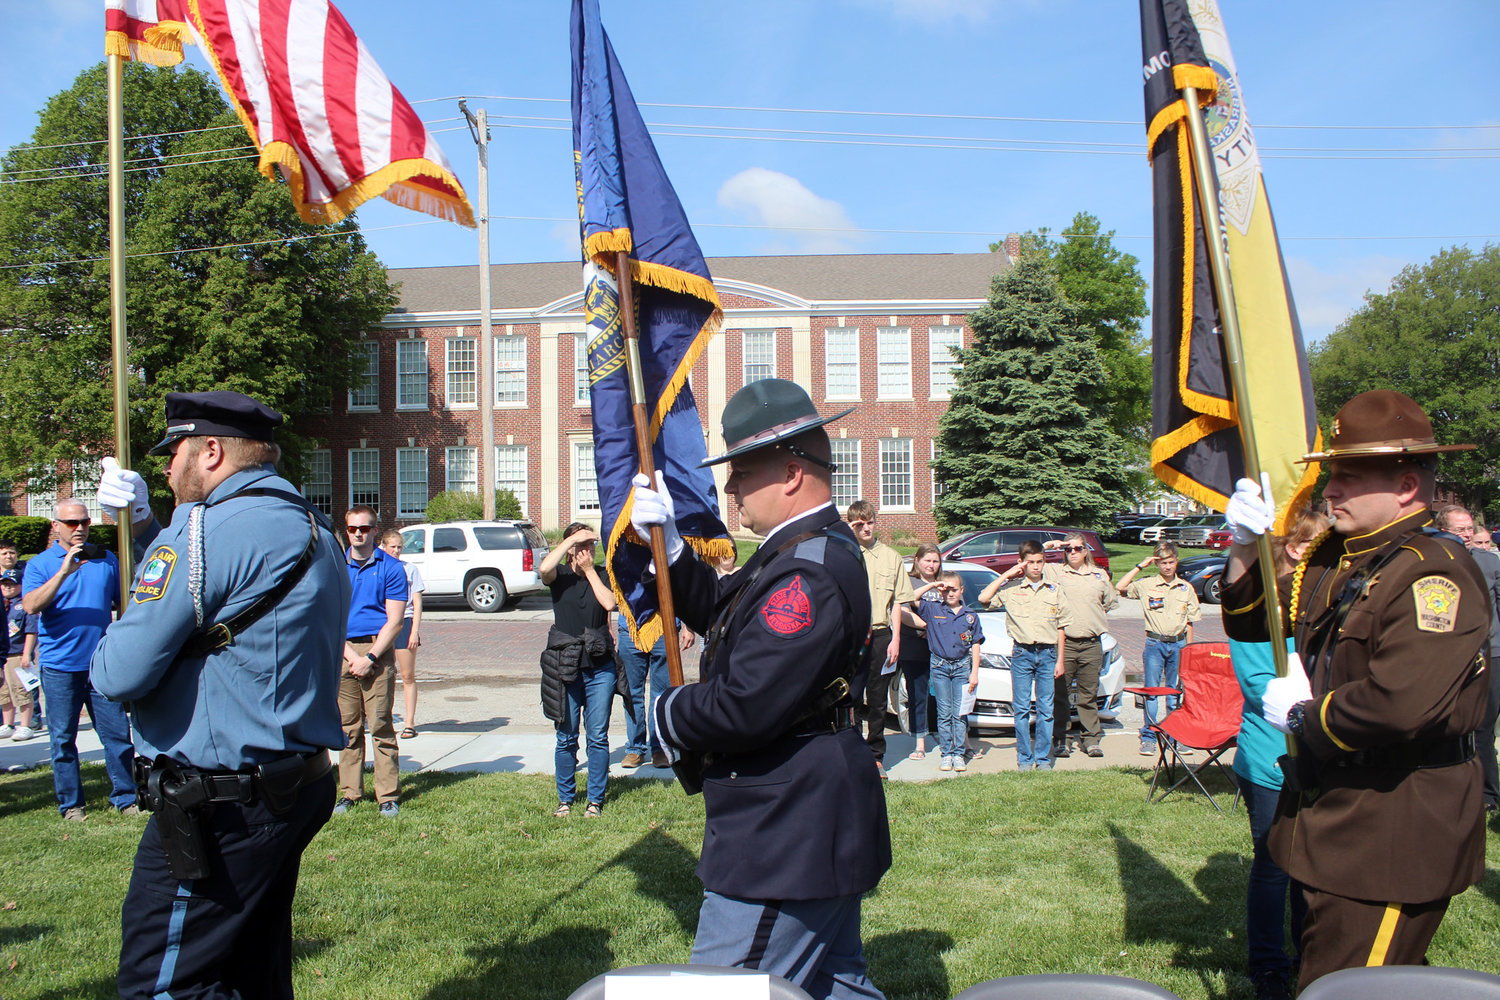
left=298, top=250, right=1010, bottom=540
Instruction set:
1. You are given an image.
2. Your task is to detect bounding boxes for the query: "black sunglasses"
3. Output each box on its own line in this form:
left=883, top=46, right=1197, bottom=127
left=345, top=524, right=374, bottom=533
left=1063, top=545, right=1086, bottom=553
left=57, top=518, right=91, bottom=527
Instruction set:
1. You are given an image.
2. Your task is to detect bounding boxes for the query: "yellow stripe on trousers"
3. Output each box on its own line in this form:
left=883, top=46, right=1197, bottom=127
left=1366, top=903, right=1403, bottom=966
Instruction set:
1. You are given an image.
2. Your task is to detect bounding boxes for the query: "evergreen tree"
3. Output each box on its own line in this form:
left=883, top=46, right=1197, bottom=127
left=933, top=254, right=1131, bottom=535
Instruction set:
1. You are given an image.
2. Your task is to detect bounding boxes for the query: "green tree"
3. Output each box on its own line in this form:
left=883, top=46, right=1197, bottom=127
left=0, top=62, right=395, bottom=507
left=424, top=490, right=525, bottom=523
left=932, top=254, right=1132, bottom=535
left=1309, top=244, right=1500, bottom=515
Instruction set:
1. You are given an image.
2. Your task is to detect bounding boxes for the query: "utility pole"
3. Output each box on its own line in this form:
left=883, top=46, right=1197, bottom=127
left=461, top=100, right=495, bottom=520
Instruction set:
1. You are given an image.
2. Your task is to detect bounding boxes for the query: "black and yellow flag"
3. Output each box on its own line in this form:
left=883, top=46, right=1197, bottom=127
left=1141, top=0, right=1321, bottom=531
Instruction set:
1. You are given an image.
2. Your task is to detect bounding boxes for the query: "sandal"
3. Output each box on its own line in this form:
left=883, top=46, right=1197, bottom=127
left=584, top=802, right=603, bottom=818
left=399, top=727, right=418, bottom=739
left=908, top=749, right=926, bottom=760
left=552, top=802, right=571, bottom=818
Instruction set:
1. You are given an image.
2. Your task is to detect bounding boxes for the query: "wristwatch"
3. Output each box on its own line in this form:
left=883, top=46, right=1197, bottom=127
left=1286, top=703, right=1306, bottom=737
left=365, top=652, right=378, bottom=664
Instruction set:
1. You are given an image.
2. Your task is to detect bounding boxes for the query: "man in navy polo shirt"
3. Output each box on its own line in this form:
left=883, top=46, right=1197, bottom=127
left=22, top=499, right=137, bottom=819
left=335, top=504, right=407, bottom=817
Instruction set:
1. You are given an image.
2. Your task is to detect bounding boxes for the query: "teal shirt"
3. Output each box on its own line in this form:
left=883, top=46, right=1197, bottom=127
left=1229, top=636, right=1296, bottom=789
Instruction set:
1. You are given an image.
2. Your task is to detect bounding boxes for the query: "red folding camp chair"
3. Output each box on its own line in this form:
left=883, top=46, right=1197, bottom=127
left=1123, top=641, right=1241, bottom=814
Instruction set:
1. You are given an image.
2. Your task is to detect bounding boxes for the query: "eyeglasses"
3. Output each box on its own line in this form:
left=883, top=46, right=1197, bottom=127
left=1063, top=545, right=1086, bottom=553
left=56, top=518, right=91, bottom=527
left=345, top=524, right=374, bottom=534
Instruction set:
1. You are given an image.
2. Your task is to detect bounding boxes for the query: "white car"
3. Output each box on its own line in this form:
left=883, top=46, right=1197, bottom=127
left=398, top=520, right=550, bottom=613
left=1138, top=516, right=1186, bottom=545
left=889, top=562, right=1125, bottom=733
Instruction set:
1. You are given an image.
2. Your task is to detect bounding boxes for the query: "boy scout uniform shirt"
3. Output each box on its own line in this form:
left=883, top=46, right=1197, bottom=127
left=913, top=601, right=983, bottom=660
left=862, top=539, right=915, bottom=629
left=987, top=578, right=1071, bottom=646
left=1222, top=508, right=1490, bottom=903
left=1043, top=563, right=1117, bottom=639
left=1125, top=575, right=1201, bottom=636
left=90, top=466, right=352, bottom=771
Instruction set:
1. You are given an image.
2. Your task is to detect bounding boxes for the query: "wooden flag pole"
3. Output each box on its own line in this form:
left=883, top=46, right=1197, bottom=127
left=106, top=53, right=135, bottom=608
left=614, top=251, right=686, bottom=687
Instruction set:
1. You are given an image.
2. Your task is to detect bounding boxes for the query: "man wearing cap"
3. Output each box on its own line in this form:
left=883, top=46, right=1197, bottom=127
left=1433, top=505, right=1500, bottom=812
left=632, top=378, right=889, bottom=1000
left=0, top=570, right=39, bottom=742
left=1222, top=389, right=1490, bottom=992
left=89, top=390, right=351, bottom=1000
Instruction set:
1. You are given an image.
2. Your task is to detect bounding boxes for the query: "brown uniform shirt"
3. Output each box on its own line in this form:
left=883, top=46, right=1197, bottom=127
left=987, top=578, right=1071, bottom=646
left=1125, top=575, right=1201, bottom=636
left=1043, top=563, right=1117, bottom=639
left=1222, top=508, right=1490, bottom=903
left=862, top=540, right=915, bottom=630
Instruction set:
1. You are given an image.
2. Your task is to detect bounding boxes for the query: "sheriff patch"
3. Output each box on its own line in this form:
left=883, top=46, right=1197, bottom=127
left=133, top=547, right=177, bottom=603
left=761, top=576, right=814, bottom=637
left=1412, top=575, right=1460, bottom=633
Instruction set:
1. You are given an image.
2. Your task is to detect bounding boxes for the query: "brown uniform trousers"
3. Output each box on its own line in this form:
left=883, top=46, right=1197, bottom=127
left=1046, top=565, right=1116, bottom=749
left=338, top=640, right=400, bottom=804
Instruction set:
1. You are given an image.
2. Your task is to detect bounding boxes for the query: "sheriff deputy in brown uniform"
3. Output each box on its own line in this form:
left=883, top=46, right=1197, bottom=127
left=1221, top=390, right=1491, bottom=993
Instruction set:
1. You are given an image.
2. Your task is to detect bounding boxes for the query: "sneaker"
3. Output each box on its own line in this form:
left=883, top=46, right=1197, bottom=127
left=1176, top=743, right=1196, bottom=757
left=379, top=801, right=400, bottom=818
left=62, top=807, right=86, bottom=822
left=10, top=725, right=36, bottom=742
left=332, top=797, right=358, bottom=815
left=621, top=752, right=645, bottom=768
left=1053, top=740, right=1071, bottom=759
left=954, top=758, right=967, bottom=772
left=1250, top=970, right=1291, bottom=1000
left=1085, top=744, right=1105, bottom=758
left=0, top=724, right=12, bottom=739
left=1139, top=739, right=1157, bottom=756
left=938, top=757, right=954, bottom=772
left=118, top=804, right=143, bottom=817
left=651, top=751, right=670, bottom=769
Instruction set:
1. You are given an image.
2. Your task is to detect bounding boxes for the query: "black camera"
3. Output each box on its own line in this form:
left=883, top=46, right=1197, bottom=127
left=76, top=542, right=107, bottom=561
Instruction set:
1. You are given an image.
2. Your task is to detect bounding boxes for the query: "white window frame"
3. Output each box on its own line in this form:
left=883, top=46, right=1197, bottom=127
left=494, top=334, right=527, bottom=406
left=824, top=327, right=860, bottom=401
left=928, top=325, right=963, bottom=400
left=396, top=448, right=428, bottom=519
left=446, top=336, right=477, bottom=409
left=876, top=326, right=911, bottom=400
left=742, top=328, right=775, bottom=386
left=348, top=448, right=381, bottom=512
left=931, top=441, right=947, bottom=504
left=28, top=465, right=57, bottom=518
left=445, top=447, right=477, bottom=495
left=71, top=456, right=102, bottom=522
left=574, top=333, right=591, bottom=406
left=347, top=341, right=379, bottom=411
left=396, top=339, right=428, bottom=410
left=572, top=439, right=600, bottom=515
left=495, top=445, right=529, bottom=517
left=879, top=438, right=914, bottom=511
left=829, top=438, right=861, bottom=510
left=303, top=449, right=333, bottom=517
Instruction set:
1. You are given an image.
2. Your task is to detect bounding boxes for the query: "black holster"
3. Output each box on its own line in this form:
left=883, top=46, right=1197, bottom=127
left=145, top=759, right=211, bottom=881
left=1276, top=750, right=1321, bottom=805
left=672, top=751, right=706, bottom=797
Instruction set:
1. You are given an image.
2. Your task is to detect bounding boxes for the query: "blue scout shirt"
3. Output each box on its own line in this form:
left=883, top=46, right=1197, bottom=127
left=914, top=600, right=984, bottom=661
left=90, top=466, right=351, bottom=770
left=22, top=542, right=120, bottom=672
left=345, top=547, right=407, bottom=638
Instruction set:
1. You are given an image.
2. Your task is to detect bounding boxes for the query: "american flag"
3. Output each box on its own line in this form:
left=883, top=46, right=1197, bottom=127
left=105, top=0, right=473, bottom=228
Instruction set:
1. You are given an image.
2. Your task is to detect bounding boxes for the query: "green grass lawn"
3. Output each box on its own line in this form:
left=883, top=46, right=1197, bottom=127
left=3, top=764, right=1498, bottom=999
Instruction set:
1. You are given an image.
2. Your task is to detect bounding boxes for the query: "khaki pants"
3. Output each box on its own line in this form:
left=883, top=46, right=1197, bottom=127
left=1, top=654, right=34, bottom=714
left=338, top=641, right=399, bottom=804
left=1053, top=635, right=1104, bottom=747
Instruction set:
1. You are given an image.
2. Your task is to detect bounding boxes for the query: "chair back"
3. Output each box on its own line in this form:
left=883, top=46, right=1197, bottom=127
left=1299, top=965, right=1500, bottom=999
left=1157, top=641, right=1240, bottom=749
left=566, top=963, right=815, bottom=1000
left=954, top=973, right=1184, bottom=999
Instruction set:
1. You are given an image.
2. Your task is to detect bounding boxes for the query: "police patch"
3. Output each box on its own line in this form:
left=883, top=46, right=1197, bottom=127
left=1412, top=575, right=1460, bottom=633
left=133, top=547, right=177, bottom=603
left=761, top=576, right=814, bottom=637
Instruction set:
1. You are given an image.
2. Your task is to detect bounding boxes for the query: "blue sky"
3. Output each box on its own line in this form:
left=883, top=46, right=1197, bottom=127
left=5, top=1, right=1498, bottom=342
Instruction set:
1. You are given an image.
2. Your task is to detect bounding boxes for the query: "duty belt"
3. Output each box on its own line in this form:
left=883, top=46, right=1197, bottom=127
left=134, top=750, right=331, bottom=807
left=1146, top=631, right=1187, bottom=643
left=1332, top=733, right=1476, bottom=771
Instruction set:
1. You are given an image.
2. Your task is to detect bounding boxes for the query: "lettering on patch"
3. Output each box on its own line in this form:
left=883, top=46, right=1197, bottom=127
left=761, top=576, right=814, bottom=637
left=1412, top=575, right=1460, bottom=633
left=133, top=547, right=177, bottom=603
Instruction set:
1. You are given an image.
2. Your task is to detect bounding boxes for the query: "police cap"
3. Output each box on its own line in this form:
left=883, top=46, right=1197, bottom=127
left=147, top=391, right=284, bottom=456
left=701, top=379, right=853, bottom=467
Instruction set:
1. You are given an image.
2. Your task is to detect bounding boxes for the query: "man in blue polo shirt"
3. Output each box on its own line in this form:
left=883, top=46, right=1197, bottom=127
left=335, top=504, right=407, bottom=817
left=22, top=498, right=137, bottom=819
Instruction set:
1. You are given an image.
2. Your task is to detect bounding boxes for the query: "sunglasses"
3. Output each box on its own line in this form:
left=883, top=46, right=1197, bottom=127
left=1063, top=545, right=1086, bottom=553
left=346, top=524, right=375, bottom=534
left=57, top=518, right=91, bottom=527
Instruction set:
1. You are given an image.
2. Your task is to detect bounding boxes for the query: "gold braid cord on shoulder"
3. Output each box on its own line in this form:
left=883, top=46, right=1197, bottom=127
left=1287, top=529, right=1331, bottom=625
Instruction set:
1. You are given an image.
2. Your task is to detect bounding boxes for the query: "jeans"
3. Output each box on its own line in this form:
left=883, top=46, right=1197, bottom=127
left=1139, top=638, right=1184, bottom=742
left=1239, top=775, right=1307, bottom=976
left=618, top=623, right=670, bottom=756
left=555, top=659, right=615, bottom=806
left=899, top=659, right=930, bottom=741
left=42, top=666, right=136, bottom=813
left=930, top=655, right=969, bottom=760
left=1010, top=644, right=1056, bottom=769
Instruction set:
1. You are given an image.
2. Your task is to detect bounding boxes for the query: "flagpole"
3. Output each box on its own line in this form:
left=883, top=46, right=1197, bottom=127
left=614, top=250, right=685, bottom=687
left=106, top=53, right=135, bottom=607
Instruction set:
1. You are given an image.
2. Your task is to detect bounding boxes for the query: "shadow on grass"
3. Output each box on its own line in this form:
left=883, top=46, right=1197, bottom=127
left=868, top=928, right=955, bottom=1000
left=1475, top=865, right=1500, bottom=909
left=385, top=767, right=482, bottom=806
left=0, top=922, right=52, bottom=948
left=608, top=825, right=702, bottom=937
left=420, top=925, right=614, bottom=1000
left=26, top=976, right=120, bottom=1000
left=0, top=768, right=62, bottom=817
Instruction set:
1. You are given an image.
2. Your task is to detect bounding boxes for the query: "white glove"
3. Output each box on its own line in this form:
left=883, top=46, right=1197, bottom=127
left=1225, top=472, right=1275, bottom=546
left=98, top=457, right=152, bottom=523
left=1261, top=653, right=1313, bottom=734
left=630, top=471, right=684, bottom=566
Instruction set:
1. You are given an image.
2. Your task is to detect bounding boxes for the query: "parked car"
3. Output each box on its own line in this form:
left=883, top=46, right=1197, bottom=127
left=1115, top=516, right=1167, bottom=545
left=398, top=520, right=550, bottom=612
left=940, top=526, right=1111, bottom=577
left=1178, top=553, right=1227, bottom=605
left=1204, top=528, right=1232, bottom=551
left=886, top=561, right=1126, bottom=734
left=1164, top=514, right=1228, bottom=547
left=1138, top=516, right=1187, bottom=544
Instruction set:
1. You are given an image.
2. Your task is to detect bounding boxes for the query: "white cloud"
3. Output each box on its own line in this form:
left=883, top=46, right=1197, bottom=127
left=716, top=168, right=863, bottom=253
left=1285, top=255, right=1407, bottom=344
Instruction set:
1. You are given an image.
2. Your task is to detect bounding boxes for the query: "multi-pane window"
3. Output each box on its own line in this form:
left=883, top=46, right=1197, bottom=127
left=27, top=469, right=56, bottom=519
left=71, top=457, right=102, bottom=521
left=928, top=326, right=964, bottom=400
left=879, top=438, right=913, bottom=509
left=446, top=337, right=477, bottom=407
left=829, top=438, right=861, bottom=510
left=876, top=326, right=911, bottom=399
left=303, top=450, right=333, bottom=516
left=931, top=442, right=947, bottom=502
left=396, top=448, right=428, bottom=518
left=573, top=440, right=600, bottom=513
left=494, top=334, right=526, bottom=405
left=495, top=445, right=529, bottom=516
left=824, top=327, right=859, bottom=400
left=396, top=339, right=428, bottom=409
left=445, top=447, right=477, bottom=494
left=742, top=329, right=775, bottom=385
left=574, top=334, right=591, bottom=404
left=347, top=341, right=379, bottom=410
left=349, top=448, right=380, bottom=511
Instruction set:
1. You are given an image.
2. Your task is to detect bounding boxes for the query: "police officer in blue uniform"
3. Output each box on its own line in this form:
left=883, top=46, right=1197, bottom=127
left=631, top=379, right=890, bottom=1000
left=91, top=391, right=352, bottom=1000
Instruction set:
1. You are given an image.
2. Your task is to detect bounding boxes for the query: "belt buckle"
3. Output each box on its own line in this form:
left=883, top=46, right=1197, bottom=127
left=203, top=622, right=234, bottom=652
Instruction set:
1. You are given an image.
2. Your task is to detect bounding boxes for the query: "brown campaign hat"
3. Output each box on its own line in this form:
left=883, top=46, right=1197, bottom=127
left=1298, top=389, right=1475, bottom=463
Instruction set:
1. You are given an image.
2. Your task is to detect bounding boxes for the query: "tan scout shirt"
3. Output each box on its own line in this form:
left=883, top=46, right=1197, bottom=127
left=1125, top=576, right=1201, bottom=636
left=987, top=578, right=1071, bottom=646
left=1043, top=564, right=1117, bottom=639
left=862, top=540, right=915, bottom=630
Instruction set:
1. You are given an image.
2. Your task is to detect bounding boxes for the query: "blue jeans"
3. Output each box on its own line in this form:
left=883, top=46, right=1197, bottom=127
left=42, top=666, right=136, bottom=813
left=617, top=622, right=670, bottom=756
left=1139, top=638, right=1184, bottom=742
left=929, top=655, right=968, bottom=759
left=900, top=659, right=930, bottom=741
left=554, top=660, right=615, bottom=806
left=1239, top=775, right=1307, bottom=976
left=1010, top=644, right=1056, bottom=769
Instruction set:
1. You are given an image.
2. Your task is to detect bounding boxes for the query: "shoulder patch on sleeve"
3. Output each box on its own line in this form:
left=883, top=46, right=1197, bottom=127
left=760, top=575, right=815, bottom=638
left=133, top=547, right=177, bottom=604
left=1412, top=575, right=1461, bottom=633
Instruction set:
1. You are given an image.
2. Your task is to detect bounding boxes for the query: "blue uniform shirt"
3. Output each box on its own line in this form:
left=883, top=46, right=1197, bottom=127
left=90, top=466, right=352, bottom=769
left=22, top=542, right=120, bottom=672
left=345, top=547, right=407, bottom=638
left=914, top=600, right=984, bottom=661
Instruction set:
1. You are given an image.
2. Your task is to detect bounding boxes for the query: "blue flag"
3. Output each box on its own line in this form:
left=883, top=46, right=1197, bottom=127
left=571, top=0, right=733, bottom=651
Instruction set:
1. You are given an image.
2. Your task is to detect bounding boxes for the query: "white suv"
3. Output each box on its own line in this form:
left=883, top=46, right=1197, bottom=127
left=398, top=520, right=550, bottom=613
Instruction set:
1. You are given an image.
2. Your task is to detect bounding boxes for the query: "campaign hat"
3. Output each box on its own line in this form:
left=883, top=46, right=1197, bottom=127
left=1298, top=389, right=1474, bottom=463
left=147, top=391, right=284, bottom=456
left=701, top=379, right=853, bottom=467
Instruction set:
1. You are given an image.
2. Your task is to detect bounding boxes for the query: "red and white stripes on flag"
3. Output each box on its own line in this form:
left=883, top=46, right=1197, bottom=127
left=105, top=0, right=474, bottom=228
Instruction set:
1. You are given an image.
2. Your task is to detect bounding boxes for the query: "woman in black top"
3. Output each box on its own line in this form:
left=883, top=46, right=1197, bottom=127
left=898, top=543, right=944, bottom=758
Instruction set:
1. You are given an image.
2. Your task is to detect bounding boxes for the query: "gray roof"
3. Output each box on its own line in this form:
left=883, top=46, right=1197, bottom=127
left=386, top=252, right=1009, bottom=315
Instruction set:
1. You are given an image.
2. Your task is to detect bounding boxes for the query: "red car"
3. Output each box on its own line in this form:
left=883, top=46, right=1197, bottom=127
left=1204, top=528, right=1232, bottom=551
left=940, top=526, right=1111, bottom=577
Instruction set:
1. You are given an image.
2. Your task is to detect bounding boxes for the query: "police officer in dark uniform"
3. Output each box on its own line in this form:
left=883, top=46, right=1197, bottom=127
left=90, top=391, right=351, bottom=1000
left=1222, top=390, right=1490, bottom=994
left=631, top=379, right=890, bottom=1000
